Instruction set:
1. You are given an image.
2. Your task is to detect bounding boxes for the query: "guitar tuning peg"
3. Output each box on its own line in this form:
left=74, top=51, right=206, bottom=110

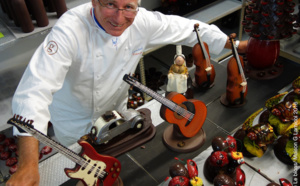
left=22, top=118, right=27, bottom=124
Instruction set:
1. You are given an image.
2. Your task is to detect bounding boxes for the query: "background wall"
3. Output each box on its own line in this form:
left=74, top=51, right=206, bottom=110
left=140, top=0, right=161, bottom=10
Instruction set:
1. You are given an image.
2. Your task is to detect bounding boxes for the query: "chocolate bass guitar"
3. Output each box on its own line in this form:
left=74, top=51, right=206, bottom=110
left=7, top=115, right=121, bottom=186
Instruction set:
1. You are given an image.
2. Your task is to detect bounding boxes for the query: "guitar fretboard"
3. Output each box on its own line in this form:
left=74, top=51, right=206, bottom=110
left=124, top=75, right=194, bottom=121
left=8, top=117, right=107, bottom=179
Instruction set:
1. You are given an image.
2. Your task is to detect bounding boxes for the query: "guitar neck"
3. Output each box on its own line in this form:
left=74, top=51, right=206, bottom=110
left=124, top=75, right=194, bottom=120
left=130, top=79, right=177, bottom=109
left=8, top=119, right=84, bottom=166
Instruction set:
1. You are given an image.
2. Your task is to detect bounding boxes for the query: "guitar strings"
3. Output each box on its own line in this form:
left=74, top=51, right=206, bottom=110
left=12, top=119, right=107, bottom=179
left=130, top=80, right=194, bottom=121
left=29, top=128, right=107, bottom=178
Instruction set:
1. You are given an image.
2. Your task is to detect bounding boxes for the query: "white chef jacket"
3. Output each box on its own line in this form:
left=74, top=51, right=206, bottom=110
left=12, top=2, right=227, bottom=146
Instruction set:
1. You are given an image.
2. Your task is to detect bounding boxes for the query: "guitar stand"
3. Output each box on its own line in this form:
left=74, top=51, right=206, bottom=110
left=162, top=124, right=206, bottom=153
left=220, top=93, right=247, bottom=108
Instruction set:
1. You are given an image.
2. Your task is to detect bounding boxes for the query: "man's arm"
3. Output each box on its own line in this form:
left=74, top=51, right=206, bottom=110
left=224, top=36, right=248, bottom=54
left=6, top=136, right=40, bottom=186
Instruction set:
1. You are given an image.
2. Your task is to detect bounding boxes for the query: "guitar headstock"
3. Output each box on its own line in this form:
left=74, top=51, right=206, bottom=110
left=7, top=115, right=34, bottom=133
left=123, top=74, right=137, bottom=85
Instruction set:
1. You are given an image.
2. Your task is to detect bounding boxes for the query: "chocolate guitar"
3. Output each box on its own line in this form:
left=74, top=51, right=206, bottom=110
left=123, top=74, right=207, bottom=138
left=7, top=115, right=121, bottom=186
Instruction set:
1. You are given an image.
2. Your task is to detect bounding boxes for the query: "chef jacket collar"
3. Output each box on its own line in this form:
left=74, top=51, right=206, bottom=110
left=92, top=8, right=105, bottom=31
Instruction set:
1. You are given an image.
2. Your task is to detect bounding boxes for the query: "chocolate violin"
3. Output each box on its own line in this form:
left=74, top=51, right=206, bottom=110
left=192, top=23, right=216, bottom=88
left=225, top=34, right=248, bottom=106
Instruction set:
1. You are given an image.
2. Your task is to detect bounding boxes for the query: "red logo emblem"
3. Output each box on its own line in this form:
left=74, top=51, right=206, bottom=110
left=45, top=41, right=58, bottom=55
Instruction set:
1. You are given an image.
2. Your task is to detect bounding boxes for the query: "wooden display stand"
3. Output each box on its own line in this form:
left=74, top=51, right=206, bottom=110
left=220, top=93, right=247, bottom=108
left=245, top=61, right=284, bottom=80
left=162, top=124, right=206, bottom=153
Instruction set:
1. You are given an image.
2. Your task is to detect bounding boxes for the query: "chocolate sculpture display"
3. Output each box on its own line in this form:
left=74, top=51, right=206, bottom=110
left=123, top=74, right=207, bottom=153
left=203, top=136, right=246, bottom=186
left=234, top=108, right=277, bottom=157
left=168, top=158, right=204, bottom=186
left=233, top=76, right=300, bottom=161
left=220, top=34, right=247, bottom=107
left=242, top=0, right=299, bottom=79
left=192, top=23, right=215, bottom=89
left=0, top=0, right=67, bottom=33
left=167, top=45, right=189, bottom=94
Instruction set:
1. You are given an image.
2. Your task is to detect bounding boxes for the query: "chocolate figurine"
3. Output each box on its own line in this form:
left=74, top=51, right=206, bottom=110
left=167, top=45, right=189, bottom=94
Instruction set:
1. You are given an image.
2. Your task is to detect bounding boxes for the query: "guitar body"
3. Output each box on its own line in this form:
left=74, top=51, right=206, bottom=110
left=160, top=92, right=207, bottom=138
left=64, top=141, right=121, bottom=186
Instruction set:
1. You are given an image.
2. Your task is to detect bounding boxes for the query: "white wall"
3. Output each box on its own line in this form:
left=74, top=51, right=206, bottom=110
left=140, top=0, right=161, bottom=10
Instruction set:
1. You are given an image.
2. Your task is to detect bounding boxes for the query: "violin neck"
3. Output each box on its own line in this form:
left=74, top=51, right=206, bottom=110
left=230, top=38, right=247, bottom=92
left=195, top=28, right=210, bottom=66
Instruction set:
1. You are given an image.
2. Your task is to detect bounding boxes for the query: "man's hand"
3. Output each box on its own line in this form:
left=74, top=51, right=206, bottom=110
left=6, top=136, right=40, bottom=186
left=224, top=36, right=248, bottom=54
left=237, top=40, right=248, bottom=54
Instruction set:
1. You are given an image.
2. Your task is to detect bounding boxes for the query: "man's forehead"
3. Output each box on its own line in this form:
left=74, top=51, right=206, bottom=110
left=103, top=0, right=138, bottom=4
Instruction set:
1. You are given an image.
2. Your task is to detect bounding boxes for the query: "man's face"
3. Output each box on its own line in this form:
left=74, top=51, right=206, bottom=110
left=92, top=0, right=138, bottom=36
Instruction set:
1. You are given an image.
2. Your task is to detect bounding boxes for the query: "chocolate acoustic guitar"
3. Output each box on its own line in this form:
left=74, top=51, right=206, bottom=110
left=123, top=74, right=207, bottom=138
left=7, top=115, right=121, bottom=186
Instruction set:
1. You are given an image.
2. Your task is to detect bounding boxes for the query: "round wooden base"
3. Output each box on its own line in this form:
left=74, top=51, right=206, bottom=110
left=245, top=61, right=284, bottom=80
left=162, top=125, right=206, bottom=153
left=220, top=93, right=247, bottom=108
left=192, top=80, right=215, bottom=90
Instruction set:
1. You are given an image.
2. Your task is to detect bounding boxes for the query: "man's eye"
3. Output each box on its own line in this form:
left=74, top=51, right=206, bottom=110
left=106, top=3, right=115, bottom=8
left=125, top=5, right=135, bottom=10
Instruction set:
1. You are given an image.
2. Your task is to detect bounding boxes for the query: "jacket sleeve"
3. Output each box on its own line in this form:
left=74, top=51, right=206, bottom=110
left=12, top=15, right=77, bottom=136
left=136, top=8, right=228, bottom=55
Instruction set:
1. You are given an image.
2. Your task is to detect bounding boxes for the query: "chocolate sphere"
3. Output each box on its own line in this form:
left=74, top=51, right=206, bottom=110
left=212, top=136, right=228, bottom=152
left=169, top=162, right=189, bottom=178
left=213, top=173, right=235, bottom=186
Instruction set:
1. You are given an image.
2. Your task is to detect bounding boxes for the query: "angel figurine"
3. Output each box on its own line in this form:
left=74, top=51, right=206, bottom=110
left=167, top=45, right=189, bottom=94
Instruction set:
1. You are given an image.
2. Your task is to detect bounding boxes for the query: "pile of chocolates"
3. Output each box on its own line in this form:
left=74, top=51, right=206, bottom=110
left=0, top=0, right=67, bottom=33
left=127, top=92, right=144, bottom=109
left=243, top=0, right=299, bottom=40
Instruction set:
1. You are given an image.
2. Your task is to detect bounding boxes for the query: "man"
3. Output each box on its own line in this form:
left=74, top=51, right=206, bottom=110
left=7, top=0, right=247, bottom=185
